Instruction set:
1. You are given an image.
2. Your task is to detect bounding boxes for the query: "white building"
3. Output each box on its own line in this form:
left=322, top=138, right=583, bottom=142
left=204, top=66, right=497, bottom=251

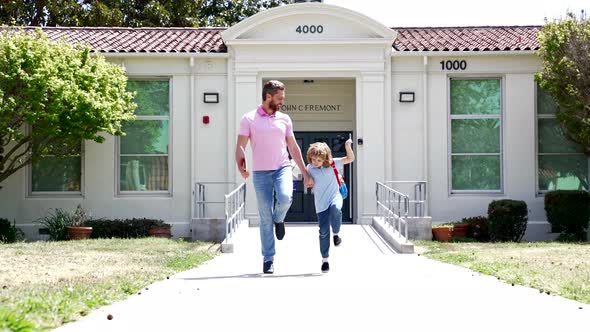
left=1, top=3, right=583, bottom=241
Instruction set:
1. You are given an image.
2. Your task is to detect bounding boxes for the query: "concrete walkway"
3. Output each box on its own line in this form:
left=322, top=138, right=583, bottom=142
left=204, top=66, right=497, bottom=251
left=55, top=224, right=589, bottom=332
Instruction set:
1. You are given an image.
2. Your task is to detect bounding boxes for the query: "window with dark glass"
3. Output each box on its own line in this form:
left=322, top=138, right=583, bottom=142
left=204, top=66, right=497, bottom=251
left=31, top=143, right=82, bottom=193
left=449, top=78, right=502, bottom=192
left=537, top=87, right=588, bottom=191
left=119, top=79, right=170, bottom=193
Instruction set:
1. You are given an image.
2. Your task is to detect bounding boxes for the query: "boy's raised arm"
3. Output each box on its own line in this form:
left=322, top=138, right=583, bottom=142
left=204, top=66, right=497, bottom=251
left=341, top=138, right=355, bottom=165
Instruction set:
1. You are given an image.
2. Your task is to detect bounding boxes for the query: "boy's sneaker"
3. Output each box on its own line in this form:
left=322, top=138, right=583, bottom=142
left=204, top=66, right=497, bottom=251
left=333, top=235, right=342, bottom=246
left=321, top=262, right=330, bottom=273
left=263, top=261, right=274, bottom=274
left=275, top=222, right=285, bottom=240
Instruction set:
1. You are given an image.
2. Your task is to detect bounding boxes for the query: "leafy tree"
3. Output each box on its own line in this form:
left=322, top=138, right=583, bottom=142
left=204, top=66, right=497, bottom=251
left=0, top=28, right=136, bottom=186
left=0, top=0, right=46, bottom=26
left=199, top=0, right=288, bottom=27
left=536, top=13, right=590, bottom=154
left=47, top=0, right=85, bottom=26
left=0, top=0, right=289, bottom=27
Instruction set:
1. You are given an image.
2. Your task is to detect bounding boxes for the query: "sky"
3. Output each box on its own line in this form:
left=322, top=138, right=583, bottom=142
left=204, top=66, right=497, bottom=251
left=323, top=0, right=588, bottom=27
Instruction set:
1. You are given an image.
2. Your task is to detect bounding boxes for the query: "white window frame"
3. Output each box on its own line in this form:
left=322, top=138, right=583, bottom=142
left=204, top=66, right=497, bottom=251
left=116, top=77, right=173, bottom=197
left=448, top=76, right=504, bottom=195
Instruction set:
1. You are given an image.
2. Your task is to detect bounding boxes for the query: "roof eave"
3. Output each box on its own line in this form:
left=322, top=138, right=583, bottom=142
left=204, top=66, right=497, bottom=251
left=91, top=51, right=229, bottom=58
left=391, top=49, right=538, bottom=56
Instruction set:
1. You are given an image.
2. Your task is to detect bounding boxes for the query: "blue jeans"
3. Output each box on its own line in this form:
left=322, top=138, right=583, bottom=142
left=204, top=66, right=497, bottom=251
left=317, top=204, right=342, bottom=258
left=252, top=166, right=293, bottom=262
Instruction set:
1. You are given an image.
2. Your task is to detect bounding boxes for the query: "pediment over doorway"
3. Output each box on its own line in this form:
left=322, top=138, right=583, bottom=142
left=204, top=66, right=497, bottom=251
left=221, top=3, right=396, bottom=45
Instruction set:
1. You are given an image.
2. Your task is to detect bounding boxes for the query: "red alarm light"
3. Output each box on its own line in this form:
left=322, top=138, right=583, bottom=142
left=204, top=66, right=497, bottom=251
left=203, top=116, right=210, bottom=124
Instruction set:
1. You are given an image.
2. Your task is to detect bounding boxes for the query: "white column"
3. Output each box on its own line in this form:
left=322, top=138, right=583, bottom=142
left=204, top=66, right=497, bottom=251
left=234, top=73, right=260, bottom=224
left=358, top=72, right=386, bottom=224
left=384, top=47, right=393, bottom=181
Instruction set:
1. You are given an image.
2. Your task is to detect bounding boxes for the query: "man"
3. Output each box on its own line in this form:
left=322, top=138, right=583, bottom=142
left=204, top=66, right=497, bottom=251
left=235, top=80, right=312, bottom=274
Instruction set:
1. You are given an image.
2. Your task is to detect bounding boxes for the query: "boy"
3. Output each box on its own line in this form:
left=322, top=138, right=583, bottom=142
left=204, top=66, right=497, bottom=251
left=306, top=139, right=355, bottom=272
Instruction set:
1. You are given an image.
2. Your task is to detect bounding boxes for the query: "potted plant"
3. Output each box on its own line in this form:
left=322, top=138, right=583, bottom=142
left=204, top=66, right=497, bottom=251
left=65, top=205, right=93, bottom=240
left=451, top=221, right=469, bottom=238
left=146, top=219, right=172, bottom=238
left=432, top=223, right=453, bottom=242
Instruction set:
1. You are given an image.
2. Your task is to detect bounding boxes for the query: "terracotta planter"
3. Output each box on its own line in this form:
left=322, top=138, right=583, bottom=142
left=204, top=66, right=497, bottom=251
left=148, top=228, right=171, bottom=238
left=432, top=227, right=452, bottom=242
left=66, top=226, right=93, bottom=240
left=452, top=223, right=469, bottom=238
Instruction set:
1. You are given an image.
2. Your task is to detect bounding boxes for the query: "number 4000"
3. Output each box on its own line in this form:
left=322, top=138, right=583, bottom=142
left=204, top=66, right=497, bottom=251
left=296, top=25, right=323, bottom=34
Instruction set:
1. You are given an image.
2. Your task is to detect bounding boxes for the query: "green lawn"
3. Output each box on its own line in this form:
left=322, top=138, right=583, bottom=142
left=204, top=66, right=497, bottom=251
left=414, top=240, right=590, bottom=304
left=0, top=238, right=218, bottom=331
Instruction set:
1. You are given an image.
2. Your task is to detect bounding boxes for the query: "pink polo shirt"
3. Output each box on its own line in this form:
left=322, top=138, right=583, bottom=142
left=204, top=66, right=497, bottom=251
left=239, top=105, right=294, bottom=171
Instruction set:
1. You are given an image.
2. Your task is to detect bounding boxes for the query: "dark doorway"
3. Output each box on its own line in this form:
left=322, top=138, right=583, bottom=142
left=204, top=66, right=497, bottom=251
left=286, top=131, right=353, bottom=223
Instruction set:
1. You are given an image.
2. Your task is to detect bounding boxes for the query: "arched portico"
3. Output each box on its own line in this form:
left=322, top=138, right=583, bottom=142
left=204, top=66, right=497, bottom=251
left=221, top=3, right=396, bottom=224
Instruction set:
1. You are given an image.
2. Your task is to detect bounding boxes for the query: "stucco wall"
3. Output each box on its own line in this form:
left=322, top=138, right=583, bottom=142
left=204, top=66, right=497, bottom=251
left=392, top=54, right=552, bottom=239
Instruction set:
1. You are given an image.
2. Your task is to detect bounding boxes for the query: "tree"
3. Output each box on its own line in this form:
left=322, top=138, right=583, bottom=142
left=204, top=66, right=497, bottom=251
left=535, top=13, right=590, bottom=154
left=199, top=0, right=288, bottom=27
left=0, top=0, right=46, bottom=26
left=0, top=28, right=136, bottom=186
left=0, top=0, right=289, bottom=28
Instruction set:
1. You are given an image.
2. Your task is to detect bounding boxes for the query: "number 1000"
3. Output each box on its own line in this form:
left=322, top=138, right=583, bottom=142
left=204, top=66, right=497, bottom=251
left=440, top=60, right=467, bottom=70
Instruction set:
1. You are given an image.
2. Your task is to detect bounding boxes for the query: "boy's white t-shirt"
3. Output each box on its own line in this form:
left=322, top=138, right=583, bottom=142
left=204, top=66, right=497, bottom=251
left=306, top=158, right=344, bottom=213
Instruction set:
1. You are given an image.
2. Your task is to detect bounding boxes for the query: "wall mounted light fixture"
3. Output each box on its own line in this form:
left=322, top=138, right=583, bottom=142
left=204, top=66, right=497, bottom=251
left=203, top=92, right=219, bottom=103
left=399, top=92, right=415, bottom=103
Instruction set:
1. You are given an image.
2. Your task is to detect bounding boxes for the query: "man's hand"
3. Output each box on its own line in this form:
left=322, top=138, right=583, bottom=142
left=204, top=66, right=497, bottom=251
left=238, top=158, right=250, bottom=179
left=235, top=136, right=250, bottom=180
left=303, top=173, right=314, bottom=188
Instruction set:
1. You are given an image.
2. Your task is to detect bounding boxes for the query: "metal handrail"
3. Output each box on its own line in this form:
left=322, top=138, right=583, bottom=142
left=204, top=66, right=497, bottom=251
left=224, top=183, right=247, bottom=243
left=383, top=181, right=427, bottom=217
left=194, top=181, right=247, bottom=244
left=195, top=182, right=236, bottom=219
left=376, top=182, right=410, bottom=242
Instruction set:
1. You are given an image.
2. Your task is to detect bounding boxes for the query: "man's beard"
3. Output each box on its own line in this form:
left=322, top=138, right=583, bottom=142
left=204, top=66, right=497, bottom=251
left=269, top=100, right=281, bottom=112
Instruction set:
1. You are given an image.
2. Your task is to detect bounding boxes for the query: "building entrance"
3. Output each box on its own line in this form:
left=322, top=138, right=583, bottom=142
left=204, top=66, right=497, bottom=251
left=285, top=131, right=353, bottom=223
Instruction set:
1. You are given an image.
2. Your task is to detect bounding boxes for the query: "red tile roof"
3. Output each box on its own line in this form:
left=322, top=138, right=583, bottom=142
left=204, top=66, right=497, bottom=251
left=16, top=25, right=541, bottom=53
left=25, top=26, right=227, bottom=53
left=393, top=26, right=541, bottom=52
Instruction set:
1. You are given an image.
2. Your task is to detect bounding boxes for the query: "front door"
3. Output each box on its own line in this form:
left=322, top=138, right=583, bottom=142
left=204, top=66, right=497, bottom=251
left=286, top=131, right=353, bottom=223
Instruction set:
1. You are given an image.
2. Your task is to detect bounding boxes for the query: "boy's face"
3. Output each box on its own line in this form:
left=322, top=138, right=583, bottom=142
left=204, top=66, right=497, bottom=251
left=311, top=156, right=324, bottom=168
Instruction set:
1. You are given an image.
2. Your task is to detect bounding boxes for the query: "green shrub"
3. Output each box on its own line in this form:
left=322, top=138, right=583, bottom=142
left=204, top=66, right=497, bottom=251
left=36, top=209, right=71, bottom=241
left=488, top=199, right=528, bottom=242
left=85, top=218, right=170, bottom=239
left=544, top=190, right=590, bottom=241
left=0, top=218, right=24, bottom=243
left=463, top=216, right=490, bottom=242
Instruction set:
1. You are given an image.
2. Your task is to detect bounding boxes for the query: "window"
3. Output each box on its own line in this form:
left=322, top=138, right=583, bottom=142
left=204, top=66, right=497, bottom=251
left=537, top=87, right=588, bottom=191
left=449, top=78, right=502, bottom=192
left=118, top=79, right=170, bottom=194
left=30, top=143, right=82, bottom=194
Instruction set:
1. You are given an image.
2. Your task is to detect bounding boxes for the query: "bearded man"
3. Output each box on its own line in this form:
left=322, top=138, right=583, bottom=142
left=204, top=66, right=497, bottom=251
left=235, top=80, right=313, bottom=274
